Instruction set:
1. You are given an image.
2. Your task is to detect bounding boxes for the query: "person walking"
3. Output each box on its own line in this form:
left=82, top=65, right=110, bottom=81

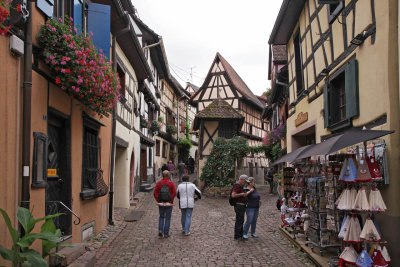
left=188, top=156, right=195, bottom=174
left=243, top=177, right=261, bottom=239
left=267, top=169, right=274, bottom=194
left=176, top=175, right=202, bottom=236
left=231, top=174, right=253, bottom=241
left=177, top=160, right=186, bottom=182
left=153, top=170, right=176, bottom=238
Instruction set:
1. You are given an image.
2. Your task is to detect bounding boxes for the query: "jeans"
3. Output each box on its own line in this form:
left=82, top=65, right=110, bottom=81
left=158, top=206, right=173, bottom=235
left=243, top=207, right=259, bottom=235
left=180, top=208, right=193, bottom=234
left=234, top=204, right=246, bottom=239
left=178, top=171, right=184, bottom=182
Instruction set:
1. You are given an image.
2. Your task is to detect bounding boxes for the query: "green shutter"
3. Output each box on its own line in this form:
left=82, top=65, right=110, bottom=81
left=323, top=83, right=329, bottom=128
left=345, top=58, right=359, bottom=119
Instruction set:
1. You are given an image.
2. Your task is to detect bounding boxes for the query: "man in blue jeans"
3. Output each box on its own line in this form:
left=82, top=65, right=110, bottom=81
left=154, top=170, right=176, bottom=238
left=231, top=175, right=254, bottom=241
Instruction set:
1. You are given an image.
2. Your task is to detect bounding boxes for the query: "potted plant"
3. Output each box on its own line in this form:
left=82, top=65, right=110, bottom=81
left=140, top=115, right=150, bottom=129
left=166, top=124, right=177, bottom=136
left=150, top=120, right=161, bottom=133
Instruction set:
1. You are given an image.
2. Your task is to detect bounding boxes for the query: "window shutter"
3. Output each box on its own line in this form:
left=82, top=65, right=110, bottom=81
left=319, top=0, right=341, bottom=4
left=36, top=0, right=54, bottom=17
left=345, top=58, right=359, bottom=119
left=323, top=83, right=329, bottom=128
left=73, top=0, right=83, bottom=34
left=88, top=2, right=111, bottom=59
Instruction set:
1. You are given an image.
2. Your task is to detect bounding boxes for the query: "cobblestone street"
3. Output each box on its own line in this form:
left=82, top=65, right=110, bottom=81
left=89, top=178, right=315, bottom=267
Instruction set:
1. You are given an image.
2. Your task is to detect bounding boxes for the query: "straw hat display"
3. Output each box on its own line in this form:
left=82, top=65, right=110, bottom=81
left=369, top=188, right=387, bottom=212
left=339, top=246, right=359, bottom=266
left=339, top=157, right=358, bottom=183
left=355, top=248, right=373, bottom=267
left=352, top=187, right=369, bottom=211
left=360, top=218, right=381, bottom=241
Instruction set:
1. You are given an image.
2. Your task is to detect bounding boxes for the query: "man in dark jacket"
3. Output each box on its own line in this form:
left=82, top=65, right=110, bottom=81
left=154, top=170, right=176, bottom=238
left=231, top=174, right=254, bottom=241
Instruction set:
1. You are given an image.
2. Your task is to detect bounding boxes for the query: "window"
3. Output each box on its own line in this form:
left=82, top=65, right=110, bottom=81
left=324, top=58, right=359, bottom=130
left=219, top=120, right=238, bottom=139
left=156, top=140, right=160, bottom=156
left=117, top=64, right=126, bottom=98
left=294, top=30, right=304, bottom=95
left=80, top=114, right=107, bottom=199
left=327, top=1, right=344, bottom=24
left=162, top=142, right=168, bottom=158
left=32, top=132, right=48, bottom=188
left=148, top=148, right=152, bottom=167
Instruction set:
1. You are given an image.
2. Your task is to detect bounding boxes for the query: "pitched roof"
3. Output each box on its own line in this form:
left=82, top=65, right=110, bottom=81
left=217, top=53, right=264, bottom=109
left=272, top=45, right=287, bottom=62
left=193, top=99, right=244, bottom=130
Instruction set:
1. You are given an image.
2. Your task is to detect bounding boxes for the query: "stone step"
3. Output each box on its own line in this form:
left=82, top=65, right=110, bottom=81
left=67, top=252, right=96, bottom=267
left=49, top=243, right=88, bottom=267
left=130, top=200, right=138, bottom=207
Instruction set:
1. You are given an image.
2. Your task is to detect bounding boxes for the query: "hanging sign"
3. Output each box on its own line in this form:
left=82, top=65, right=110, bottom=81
left=295, top=112, right=308, bottom=127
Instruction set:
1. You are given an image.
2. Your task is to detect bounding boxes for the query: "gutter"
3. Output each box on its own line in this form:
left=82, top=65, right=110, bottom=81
left=21, top=0, right=33, bottom=210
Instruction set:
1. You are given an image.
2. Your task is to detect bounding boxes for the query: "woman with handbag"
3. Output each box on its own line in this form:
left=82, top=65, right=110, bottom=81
left=176, top=175, right=202, bottom=236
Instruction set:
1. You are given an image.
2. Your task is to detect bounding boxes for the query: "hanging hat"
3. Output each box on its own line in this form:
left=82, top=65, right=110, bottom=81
left=339, top=157, right=358, bottom=183
left=369, top=188, right=387, bottom=212
left=356, top=249, right=373, bottom=267
left=336, top=188, right=349, bottom=210
left=338, top=215, right=350, bottom=239
left=339, top=246, right=359, bottom=265
left=344, top=216, right=362, bottom=243
left=381, top=245, right=391, bottom=264
left=370, top=214, right=382, bottom=237
left=348, top=188, right=358, bottom=210
left=367, top=155, right=383, bottom=180
left=372, top=249, right=388, bottom=267
left=360, top=218, right=381, bottom=242
left=353, top=187, right=370, bottom=211
left=356, top=154, right=372, bottom=182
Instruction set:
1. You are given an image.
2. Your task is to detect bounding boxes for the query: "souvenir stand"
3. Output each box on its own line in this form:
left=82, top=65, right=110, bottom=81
left=283, top=132, right=390, bottom=267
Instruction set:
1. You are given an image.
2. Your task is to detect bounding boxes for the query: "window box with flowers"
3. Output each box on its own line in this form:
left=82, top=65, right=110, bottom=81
left=262, top=122, right=286, bottom=162
left=37, top=16, right=121, bottom=116
left=166, top=124, right=177, bottom=136
left=0, top=0, right=23, bottom=36
left=140, top=115, right=150, bottom=129
left=150, top=120, right=161, bottom=133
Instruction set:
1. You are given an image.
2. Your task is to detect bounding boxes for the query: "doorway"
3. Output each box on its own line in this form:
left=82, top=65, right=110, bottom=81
left=140, top=148, right=147, bottom=184
left=46, top=112, right=72, bottom=238
left=129, top=151, right=135, bottom=197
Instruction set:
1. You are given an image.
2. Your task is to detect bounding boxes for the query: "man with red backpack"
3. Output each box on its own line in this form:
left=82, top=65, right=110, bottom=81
left=154, top=170, right=176, bottom=238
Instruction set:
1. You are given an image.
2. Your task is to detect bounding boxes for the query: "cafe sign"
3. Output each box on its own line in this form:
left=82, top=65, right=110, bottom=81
left=295, top=112, right=308, bottom=127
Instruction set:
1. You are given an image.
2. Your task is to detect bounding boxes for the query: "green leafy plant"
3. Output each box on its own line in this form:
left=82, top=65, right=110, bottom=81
left=166, top=124, right=177, bottom=136
left=37, top=16, right=121, bottom=116
left=0, top=207, right=64, bottom=267
left=177, top=137, right=192, bottom=161
left=139, top=115, right=150, bottom=129
left=157, top=115, right=164, bottom=123
left=201, top=137, right=249, bottom=187
left=150, top=120, right=161, bottom=132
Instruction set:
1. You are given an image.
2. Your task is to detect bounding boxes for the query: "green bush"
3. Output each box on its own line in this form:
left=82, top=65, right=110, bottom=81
left=0, top=207, right=65, bottom=267
left=177, top=137, right=192, bottom=161
left=166, top=124, right=177, bottom=135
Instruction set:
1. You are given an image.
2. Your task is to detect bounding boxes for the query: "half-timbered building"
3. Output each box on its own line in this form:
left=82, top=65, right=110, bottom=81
left=269, top=0, right=400, bottom=263
left=190, top=53, right=268, bottom=182
left=182, top=82, right=199, bottom=162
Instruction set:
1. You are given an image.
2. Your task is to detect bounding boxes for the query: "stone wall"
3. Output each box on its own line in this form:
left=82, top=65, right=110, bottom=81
left=202, top=187, right=231, bottom=198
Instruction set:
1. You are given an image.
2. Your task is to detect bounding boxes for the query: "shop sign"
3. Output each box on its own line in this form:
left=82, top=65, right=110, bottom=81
left=295, top=112, right=308, bottom=127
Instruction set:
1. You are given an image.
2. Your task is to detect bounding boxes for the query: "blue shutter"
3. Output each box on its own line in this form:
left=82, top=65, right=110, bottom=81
left=36, top=0, right=54, bottom=17
left=345, top=59, right=359, bottom=119
left=323, top=83, right=329, bottom=128
left=73, top=0, right=83, bottom=34
left=88, top=3, right=111, bottom=59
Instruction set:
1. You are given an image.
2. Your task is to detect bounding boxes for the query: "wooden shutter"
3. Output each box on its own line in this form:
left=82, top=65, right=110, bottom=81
left=323, top=83, right=329, bottom=128
left=345, top=58, right=359, bottom=119
left=88, top=2, right=111, bottom=58
left=36, top=0, right=54, bottom=17
left=73, top=0, right=83, bottom=34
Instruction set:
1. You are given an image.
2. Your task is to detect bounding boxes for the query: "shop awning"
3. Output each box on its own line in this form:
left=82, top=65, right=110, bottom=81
left=295, top=128, right=394, bottom=160
left=271, top=144, right=316, bottom=166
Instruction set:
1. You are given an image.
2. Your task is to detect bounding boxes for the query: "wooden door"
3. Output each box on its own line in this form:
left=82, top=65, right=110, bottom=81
left=140, top=148, right=147, bottom=183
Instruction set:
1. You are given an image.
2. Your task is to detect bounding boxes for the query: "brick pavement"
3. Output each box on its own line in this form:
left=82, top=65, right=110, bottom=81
left=90, top=177, right=315, bottom=267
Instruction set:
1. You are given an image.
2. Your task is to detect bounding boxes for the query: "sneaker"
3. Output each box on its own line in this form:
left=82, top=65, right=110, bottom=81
left=185, top=232, right=191, bottom=236
left=163, top=234, right=170, bottom=238
left=251, top=233, right=258, bottom=238
left=158, top=231, right=163, bottom=238
left=242, top=235, right=249, bottom=240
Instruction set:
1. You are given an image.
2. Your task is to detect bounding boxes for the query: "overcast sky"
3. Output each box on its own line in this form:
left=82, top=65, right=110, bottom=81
left=132, top=0, right=282, bottom=97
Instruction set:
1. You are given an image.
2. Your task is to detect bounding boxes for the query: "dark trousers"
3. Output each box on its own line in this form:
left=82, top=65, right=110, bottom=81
left=234, top=204, right=246, bottom=239
left=268, top=179, right=274, bottom=193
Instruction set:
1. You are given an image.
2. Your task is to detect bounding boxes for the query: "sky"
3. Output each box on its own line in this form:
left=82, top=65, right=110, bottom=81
left=132, top=0, right=283, bottom=97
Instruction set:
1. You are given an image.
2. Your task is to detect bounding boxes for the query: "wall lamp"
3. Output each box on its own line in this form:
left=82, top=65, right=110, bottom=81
left=351, top=31, right=368, bottom=46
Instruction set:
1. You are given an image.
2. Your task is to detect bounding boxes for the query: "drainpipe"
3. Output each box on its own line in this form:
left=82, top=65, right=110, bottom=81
left=21, top=0, right=33, bottom=210
left=109, top=23, right=130, bottom=225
